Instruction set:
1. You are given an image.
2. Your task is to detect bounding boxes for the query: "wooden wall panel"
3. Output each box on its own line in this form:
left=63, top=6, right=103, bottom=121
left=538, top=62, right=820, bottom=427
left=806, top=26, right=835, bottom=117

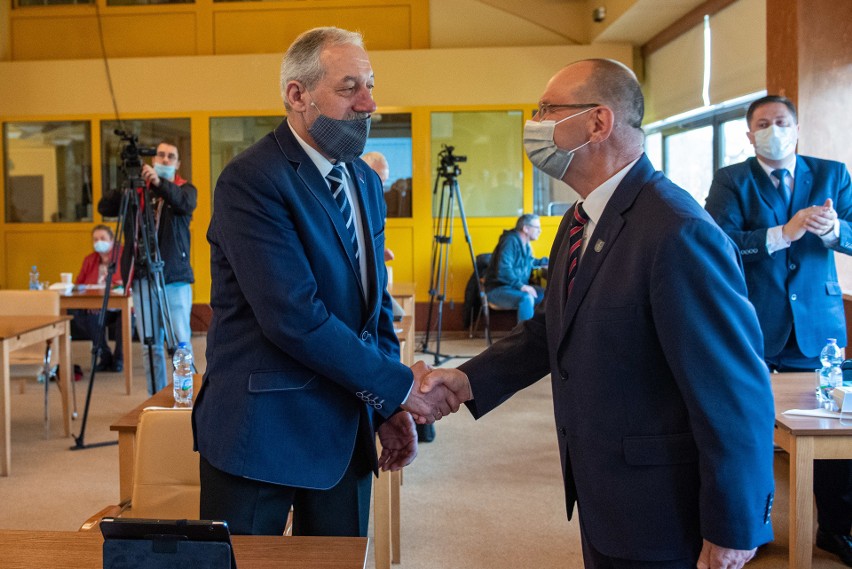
left=11, top=13, right=198, bottom=61
left=212, top=6, right=412, bottom=55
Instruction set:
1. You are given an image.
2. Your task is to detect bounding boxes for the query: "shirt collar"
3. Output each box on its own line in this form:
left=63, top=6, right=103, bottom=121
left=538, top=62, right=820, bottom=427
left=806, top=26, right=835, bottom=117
left=756, top=154, right=797, bottom=180
left=581, top=157, right=641, bottom=223
left=287, top=119, right=336, bottom=178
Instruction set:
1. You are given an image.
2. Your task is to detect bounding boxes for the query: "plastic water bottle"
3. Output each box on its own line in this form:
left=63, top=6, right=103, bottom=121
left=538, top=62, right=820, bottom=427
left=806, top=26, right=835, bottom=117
left=28, top=266, right=40, bottom=290
left=172, top=342, right=193, bottom=407
left=817, top=338, right=843, bottom=409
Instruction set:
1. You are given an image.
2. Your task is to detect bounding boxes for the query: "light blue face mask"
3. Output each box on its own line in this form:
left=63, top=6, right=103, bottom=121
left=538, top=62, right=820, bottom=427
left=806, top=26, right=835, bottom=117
left=523, top=107, right=596, bottom=180
left=154, top=163, right=176, bottom=181
left=93, top=240, right=112, bottom=254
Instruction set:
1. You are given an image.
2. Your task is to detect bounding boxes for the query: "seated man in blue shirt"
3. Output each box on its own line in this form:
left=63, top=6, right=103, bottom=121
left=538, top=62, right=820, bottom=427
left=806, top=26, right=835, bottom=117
left=484, top=213, right=548, bottom=323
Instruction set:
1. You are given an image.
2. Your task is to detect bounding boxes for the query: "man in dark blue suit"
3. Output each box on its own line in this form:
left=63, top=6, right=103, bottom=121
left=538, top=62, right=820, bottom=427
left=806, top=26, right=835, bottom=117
left=192, top=27, right=455, bottom=538
left=421, top=60, right=775, bottom=569
left=706, top=95, right=852, bottom=566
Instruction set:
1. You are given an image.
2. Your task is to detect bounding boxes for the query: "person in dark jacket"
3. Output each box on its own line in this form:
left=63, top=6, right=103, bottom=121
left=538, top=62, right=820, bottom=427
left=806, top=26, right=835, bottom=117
left=99, top=141, right=196, bottom=394
left=483, top=213, right=548, bottom=322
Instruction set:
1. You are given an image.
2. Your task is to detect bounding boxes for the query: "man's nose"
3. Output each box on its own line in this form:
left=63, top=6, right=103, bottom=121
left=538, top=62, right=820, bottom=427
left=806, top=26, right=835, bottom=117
left=354, top=89, right=377, bottom=114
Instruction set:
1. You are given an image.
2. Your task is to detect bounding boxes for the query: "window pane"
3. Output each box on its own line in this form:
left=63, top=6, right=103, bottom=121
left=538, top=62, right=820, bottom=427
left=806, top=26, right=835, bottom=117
left=720, top=117, right=753, bottom=167
left=664, top=126, right=714, bottom=205
left=645, top=131, right=663, bottom=171
left=106, top=0, right=190, bottom=5
left=431, top=111, right=523, bottom=218
left=4, top=121, right=92, bottom=223
left=364, top=113, right=412, bottom=218
left=210, top=115, right=281, bottom=197
left=100, top=119, right=192, bottom=204
left=16, top=0, right=91, bottom=6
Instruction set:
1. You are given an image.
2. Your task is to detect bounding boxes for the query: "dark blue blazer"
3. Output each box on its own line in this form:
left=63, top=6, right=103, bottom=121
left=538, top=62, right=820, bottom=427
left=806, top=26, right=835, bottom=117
left=192, top=120, right=413, bottom=489
left=706, top=155, right=852, bottom=358
left=459, top=155, right=775, bottom=560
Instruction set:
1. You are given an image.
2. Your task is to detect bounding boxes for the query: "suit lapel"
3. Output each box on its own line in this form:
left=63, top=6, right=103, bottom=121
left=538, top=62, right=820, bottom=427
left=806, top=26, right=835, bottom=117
left=791, top=155, right=814, bottom=213
left=273, top=121, right=364, bottom=298
left=555, top=156, right=650, bottom=352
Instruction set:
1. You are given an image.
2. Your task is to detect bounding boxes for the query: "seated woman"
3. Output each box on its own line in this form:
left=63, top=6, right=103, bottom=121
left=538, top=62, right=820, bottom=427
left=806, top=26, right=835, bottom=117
left=74, top=224, right=125, bottom=372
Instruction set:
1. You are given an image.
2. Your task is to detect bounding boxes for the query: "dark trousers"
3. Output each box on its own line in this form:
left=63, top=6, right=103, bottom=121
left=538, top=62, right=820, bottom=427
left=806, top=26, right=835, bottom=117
left=579, top=519, right=699, bottom=569
left=199, top=440, right=373, bottom=537
left=71, top=309, right=123, bottom=361
left=767, top=331, right=852, bottom=535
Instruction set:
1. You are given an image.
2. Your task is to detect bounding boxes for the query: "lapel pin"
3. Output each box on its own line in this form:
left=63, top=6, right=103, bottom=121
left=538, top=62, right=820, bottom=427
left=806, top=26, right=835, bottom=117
left=594, top=239, right=605, bottom=253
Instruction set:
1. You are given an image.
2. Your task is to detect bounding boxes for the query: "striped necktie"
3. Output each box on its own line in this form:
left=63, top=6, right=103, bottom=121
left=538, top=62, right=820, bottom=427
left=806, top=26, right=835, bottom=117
left=327, top=165, right=360, bottom=260
left=567, top=202, right=589, bottom=296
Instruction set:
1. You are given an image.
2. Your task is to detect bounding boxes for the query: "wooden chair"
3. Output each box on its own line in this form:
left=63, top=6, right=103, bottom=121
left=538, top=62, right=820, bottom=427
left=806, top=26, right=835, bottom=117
left=82, top=407, right=199, bottom=527
left=81, top=406, right=294, bottom=534
left=0, top=290, right=62, bottom=437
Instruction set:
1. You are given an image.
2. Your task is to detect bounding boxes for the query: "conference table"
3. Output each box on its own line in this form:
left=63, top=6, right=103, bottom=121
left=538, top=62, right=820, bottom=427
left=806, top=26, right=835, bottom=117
left=0, top=315, right=72, bottom=477
left=59, top=288, right=133, bottom=395
left=773, top=372, right=852, bottom=569
left=0, top=529, right=368, bottom=569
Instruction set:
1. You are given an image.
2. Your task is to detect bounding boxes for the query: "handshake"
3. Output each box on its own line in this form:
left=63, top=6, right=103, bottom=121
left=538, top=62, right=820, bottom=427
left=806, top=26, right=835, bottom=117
left=400, top=361, right=472, bottom=424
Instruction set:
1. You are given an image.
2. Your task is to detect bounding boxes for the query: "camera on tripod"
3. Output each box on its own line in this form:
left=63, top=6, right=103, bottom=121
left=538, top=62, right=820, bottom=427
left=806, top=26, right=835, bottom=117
left=114, top=129, right=157, bottom=179
left=437, top=144, right=467, bottom=179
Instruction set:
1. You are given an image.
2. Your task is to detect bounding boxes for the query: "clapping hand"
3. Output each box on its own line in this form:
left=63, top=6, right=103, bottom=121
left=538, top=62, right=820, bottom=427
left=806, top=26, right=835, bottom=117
left=784, top=198, right=836, bottom=242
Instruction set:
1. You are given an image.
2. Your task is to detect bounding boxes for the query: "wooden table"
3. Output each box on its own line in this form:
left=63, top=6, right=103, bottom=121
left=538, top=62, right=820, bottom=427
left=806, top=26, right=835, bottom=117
left=0, top=529, right=368, bottom=569
left=59, top=288, right=133, bottom=395
left=773, top=372, right=852, bottom=569
left=0, top=315, right=72, bottom=476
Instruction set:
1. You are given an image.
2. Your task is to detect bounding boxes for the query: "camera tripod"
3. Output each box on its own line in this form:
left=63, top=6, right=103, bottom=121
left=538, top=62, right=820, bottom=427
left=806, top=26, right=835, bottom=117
left=419, top=145, right=483, bottom=366
left=72, top=130, right=179, bottom=450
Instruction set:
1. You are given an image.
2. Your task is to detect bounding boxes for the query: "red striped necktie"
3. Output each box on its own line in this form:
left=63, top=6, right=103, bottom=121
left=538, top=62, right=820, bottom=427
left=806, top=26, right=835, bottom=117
left=567, top=202, right=589, bottom=296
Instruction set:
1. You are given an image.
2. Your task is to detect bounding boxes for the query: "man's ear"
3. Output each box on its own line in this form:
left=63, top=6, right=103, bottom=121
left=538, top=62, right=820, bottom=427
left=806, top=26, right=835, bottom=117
left=285, top=81, right=309, bottom=113
left=588, top=106, right=614, bottom=143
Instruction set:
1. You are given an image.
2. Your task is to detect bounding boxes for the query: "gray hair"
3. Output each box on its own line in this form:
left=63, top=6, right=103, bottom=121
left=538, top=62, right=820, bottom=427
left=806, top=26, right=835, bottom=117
left=279, top=27, right=365, bottom=111
left=515, top=214, right=540, bottom=231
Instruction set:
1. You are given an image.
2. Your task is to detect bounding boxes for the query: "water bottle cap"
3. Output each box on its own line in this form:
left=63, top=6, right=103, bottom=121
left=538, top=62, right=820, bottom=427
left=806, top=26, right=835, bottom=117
left=177, top=342, right=190, bottom=348
left=828, top=338, right=838, bottom=343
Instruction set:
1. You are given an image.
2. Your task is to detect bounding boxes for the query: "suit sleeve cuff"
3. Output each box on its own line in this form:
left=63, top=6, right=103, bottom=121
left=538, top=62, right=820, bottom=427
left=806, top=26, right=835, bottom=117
left=766, top=226, right=791, bottom=254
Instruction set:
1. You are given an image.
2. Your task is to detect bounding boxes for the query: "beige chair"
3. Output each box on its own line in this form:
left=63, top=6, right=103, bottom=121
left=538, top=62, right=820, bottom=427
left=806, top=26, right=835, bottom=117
left=83, top=407, right=199, bottom=527
left=0, top=290, right=63, bottom=437
left=81, top=406, right=294, bottom=534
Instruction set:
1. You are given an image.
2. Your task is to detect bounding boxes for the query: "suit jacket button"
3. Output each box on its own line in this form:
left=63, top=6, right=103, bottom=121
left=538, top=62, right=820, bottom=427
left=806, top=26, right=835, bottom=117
left=360, top=331, right=370, bottom=341
left=559, top=427, right=567, bottom=436
left=791, top=293, right=797, bottom=301
left=560, top=370, right=568, bottom=381
left=789, top=263, right=796, bottom=270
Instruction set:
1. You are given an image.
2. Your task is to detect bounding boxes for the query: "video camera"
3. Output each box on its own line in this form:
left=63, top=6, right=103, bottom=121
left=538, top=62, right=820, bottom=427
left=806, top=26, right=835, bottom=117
left=437, top=144, right=467, bottom=179
left=114, top=129, right=157, bottom=180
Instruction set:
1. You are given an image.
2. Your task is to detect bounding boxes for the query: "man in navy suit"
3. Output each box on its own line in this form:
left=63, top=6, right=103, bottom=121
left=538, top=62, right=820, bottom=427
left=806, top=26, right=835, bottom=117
left=706, top=95, right=852, bottom=566
left=192, top=27, right=456, bottom=538
left=421, top=60, right=775, bottom=569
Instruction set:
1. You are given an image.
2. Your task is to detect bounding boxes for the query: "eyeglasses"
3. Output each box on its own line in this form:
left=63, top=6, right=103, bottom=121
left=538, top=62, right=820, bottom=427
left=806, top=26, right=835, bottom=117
left=534, top=103, right=599, bottom=119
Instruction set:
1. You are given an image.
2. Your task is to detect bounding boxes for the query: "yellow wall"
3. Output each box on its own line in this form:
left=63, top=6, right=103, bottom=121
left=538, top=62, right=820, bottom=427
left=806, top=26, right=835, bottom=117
left=0, top=43, right=632, bottom=304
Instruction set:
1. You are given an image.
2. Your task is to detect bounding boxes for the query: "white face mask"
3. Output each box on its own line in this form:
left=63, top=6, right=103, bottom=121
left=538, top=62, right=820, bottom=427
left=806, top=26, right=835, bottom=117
left=93, top=240, right=112, bottom=254
left=753, top=125, right=797, bottom=161
left=523, top=107, right=595, bottom=180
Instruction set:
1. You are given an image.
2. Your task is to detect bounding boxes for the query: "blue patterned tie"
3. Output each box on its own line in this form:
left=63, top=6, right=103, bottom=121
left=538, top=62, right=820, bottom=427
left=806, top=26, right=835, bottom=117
left=327, top=165, right=360, bottom=260
left=567, top=202, right=588, bottom=296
